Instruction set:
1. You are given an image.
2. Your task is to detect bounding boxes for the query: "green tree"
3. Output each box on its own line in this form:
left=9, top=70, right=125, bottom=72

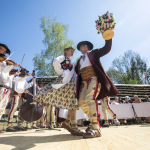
left=33, top=17, right=75, bottom=77
left=106, top=50, right=148, bottom=84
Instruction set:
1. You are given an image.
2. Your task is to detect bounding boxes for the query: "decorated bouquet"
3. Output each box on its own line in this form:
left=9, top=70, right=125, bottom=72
left=60, top=57, right=73, bottom=71
left=95, top=11, right=116, bottom=35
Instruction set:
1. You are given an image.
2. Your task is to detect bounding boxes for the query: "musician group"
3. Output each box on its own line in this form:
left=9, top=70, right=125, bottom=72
left=0, top=36, right=120, bottom=138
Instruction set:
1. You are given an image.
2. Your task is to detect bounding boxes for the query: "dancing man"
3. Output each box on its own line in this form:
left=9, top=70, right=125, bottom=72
left=75, top=38, right=119, bottom=138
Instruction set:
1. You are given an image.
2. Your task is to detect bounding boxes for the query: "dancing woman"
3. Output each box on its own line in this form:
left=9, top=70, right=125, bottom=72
left=33, top=47, right=83, bottom=136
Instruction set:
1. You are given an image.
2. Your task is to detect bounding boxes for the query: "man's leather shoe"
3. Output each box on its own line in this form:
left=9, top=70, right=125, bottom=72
left=83, top=125, right=101, bottom=138
left=6, top=127, right=17, bottom=132
left=16, top=126, right=27, bottom=131
left=32, top=126, right=39, bottom=129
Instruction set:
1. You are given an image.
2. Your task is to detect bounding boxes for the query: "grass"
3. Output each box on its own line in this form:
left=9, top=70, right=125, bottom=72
left=0, top=117, right=31, bottom=131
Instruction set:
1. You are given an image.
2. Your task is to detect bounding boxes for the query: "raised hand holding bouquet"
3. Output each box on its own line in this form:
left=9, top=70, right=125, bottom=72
left=95, top=11, right=116, bottom=40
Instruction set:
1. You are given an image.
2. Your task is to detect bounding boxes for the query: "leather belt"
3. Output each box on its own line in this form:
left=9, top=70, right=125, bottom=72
left=0, top=84, right=11, bottom=90
left=80, top=66, right=96, bottom=81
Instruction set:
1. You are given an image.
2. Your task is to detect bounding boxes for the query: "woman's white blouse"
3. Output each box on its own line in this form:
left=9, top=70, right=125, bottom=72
left=52, top=55, right=76, bottom=89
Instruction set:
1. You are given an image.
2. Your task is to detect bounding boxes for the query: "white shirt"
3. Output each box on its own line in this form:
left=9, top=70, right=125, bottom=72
left=52, top=55, right=76, bottom=89
left=14, top=76, right=33, bottom=93
left=0, top=73, right=14, bottom=88
left=0, top=72, right=27, bottom=88
left=0, top=61, right=14, bottom=73
left=80, top=53, right=92, bottom=70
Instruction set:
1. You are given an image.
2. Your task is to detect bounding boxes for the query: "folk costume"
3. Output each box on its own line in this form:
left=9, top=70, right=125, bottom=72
left=75, top=39, right=119, bottom=138
left=7, top=76, right=33, bottom=132
left=33, top=54, right=84, bottom=135
left=33, top=55, right=77, bottom=110
left=0, top=64, right=16, bottom=120
left=101, top=97, right=120, bottom=127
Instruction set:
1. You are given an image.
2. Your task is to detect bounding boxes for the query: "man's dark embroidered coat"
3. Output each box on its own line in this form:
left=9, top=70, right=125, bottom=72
left=75, top=39, right=119, bottom=100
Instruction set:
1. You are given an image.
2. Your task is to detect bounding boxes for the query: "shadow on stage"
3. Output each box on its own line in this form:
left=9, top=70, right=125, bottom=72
left=139, top=124, right=150, bottom=127
left=0, top=133, right=83, bottom=150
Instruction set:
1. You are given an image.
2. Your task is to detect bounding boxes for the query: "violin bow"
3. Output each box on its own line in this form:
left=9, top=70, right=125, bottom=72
left=19, top=54, right=25, bottom=72
left=5, top=51, right=16, bottom=61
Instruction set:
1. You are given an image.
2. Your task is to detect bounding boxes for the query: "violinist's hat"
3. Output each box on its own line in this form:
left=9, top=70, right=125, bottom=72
left=0, top=43, right=11, bottom=55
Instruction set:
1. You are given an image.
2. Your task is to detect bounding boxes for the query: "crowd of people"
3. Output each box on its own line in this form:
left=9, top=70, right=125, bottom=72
left=111, top=95, right=150, bottom=104
left=98, top=95, right=150, bottom=126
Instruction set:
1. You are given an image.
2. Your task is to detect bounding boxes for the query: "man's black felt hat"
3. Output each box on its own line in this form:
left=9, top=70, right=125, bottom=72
left=0, top=43, right=11, bottom=55
left=77, top=41, right=93, bottom=51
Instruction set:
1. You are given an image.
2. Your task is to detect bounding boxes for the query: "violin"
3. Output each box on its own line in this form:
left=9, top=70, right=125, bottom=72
left=0, top=54, right=7, bottom=61
left=6, top=59, right=16, bottom=65
left=9, top=69, right=18, bottom=75
left=0, top=54, right=16, bottom=65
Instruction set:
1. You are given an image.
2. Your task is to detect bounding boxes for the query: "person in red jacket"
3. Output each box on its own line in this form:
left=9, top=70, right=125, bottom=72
left=75, top=38, right=119, bottom=138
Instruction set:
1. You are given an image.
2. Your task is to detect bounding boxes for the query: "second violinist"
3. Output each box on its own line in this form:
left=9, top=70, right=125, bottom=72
left=6, top=68, right=35, bottom=132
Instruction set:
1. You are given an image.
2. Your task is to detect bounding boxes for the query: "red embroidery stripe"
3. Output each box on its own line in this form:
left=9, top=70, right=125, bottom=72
left=106, top=99, right=116, bottom=118
left=8, top=96, right=16, bottom=122
left=93, top=79, right=101, bottom=127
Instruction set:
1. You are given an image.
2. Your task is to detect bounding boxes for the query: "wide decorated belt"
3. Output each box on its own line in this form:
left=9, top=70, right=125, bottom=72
left=0, top=84, right=11, bottom=90
left=80, top=66, right=96, bottom=81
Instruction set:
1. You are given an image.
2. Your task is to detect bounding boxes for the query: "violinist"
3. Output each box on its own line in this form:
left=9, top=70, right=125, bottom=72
left=6, top=68, right=35, bottom=132
left=0, top=70, right=20, bottom=133
left=0, top=43, right=21, bottom=73
left=16, top=70, right=39, bottom=130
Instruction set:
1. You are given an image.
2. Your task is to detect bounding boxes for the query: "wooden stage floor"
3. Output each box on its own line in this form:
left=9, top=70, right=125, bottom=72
left=0, top=124, right=150, bottom=150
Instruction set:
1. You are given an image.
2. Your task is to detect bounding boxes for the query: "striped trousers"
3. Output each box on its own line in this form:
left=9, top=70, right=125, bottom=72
left=8, top=95, right=20, bottom=125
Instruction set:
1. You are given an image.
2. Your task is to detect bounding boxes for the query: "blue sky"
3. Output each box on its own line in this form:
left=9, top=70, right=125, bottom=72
left=1, top=0, right=150, bottom=78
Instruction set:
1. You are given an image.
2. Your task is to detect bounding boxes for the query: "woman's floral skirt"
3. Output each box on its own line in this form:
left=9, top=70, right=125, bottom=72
left=33, top=76, right=77, bottom=110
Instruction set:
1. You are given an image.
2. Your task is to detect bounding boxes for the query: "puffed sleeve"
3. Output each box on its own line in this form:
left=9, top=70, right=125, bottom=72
left=13, top=76, right=28, bottom=82
left=1, top=61, right=14, bottom=73
left=25, top=81, right=33, bottom=89
left=53, top=55, right=65, bottom=75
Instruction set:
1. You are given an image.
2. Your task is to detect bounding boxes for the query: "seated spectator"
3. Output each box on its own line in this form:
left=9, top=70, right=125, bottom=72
left=125, top=96, right=132, bottom=103
left=119, top=97, right=124, bottom=104
left=115, top=97, right=119, bottom=103
left=142, top=95, right=150, bottom=102
left=39, top=82, right=44, bottom=90
left=111, top=101, right=119, bottom=105
left=132, top=95, right=141, bottom=103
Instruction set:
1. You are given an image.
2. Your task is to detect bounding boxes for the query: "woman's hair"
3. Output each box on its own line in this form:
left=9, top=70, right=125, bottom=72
left=64, top=47, right=75, bottom=56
